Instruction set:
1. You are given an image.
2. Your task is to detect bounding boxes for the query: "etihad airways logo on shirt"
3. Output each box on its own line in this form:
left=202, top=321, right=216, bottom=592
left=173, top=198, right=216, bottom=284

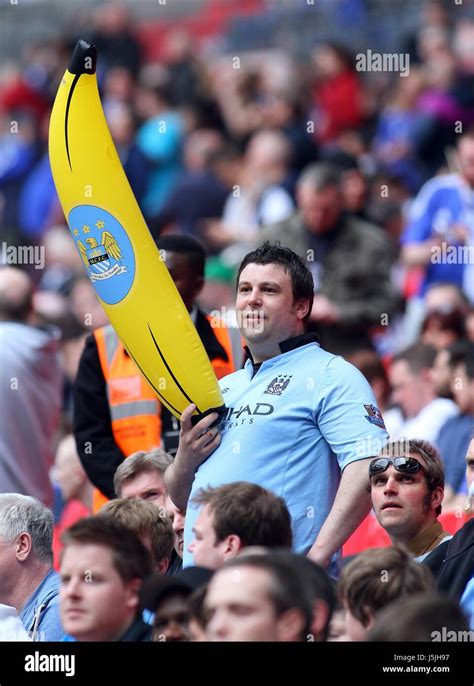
left=222, top=402, right=274, bottom=428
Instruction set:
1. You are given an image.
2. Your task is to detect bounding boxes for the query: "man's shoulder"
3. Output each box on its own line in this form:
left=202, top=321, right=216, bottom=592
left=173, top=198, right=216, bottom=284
left=439, top=411, right=473, bottom=432
left=425, top=397, right=459, bottom=417
left=279, top=342, right=341, bottom=376
left=447, top=519, right=474, bottom=558
left=35, top=569, right=61, bottom=603
left=260, top=212, right=305, bottom=242
left=0, top=323, right=60, bottom=351
left=295, top=342, right=339, bottom=364
left=409, top=173, right=461, bottom=216
left=418, top=173, right=460, bottom=196
left=340, top=215, right=391, bottom=248
left=412, top=398, right=458, bottom=431
left=20, top=569, right=63, bottom=640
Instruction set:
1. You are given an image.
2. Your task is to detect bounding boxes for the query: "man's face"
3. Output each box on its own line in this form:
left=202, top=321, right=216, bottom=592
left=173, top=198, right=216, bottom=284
left=296, top=183, right=341, bottom=235
left=60, top=543, right=140, bottom=641
left=152, top=593, right=191, bottom=642
left=370, top=453, right=442, bottom=541
left=165, top=496, right=186, bottom=558
left=389, top=360, right=424, bottom=418
left=164, top=251, right=203, bottom=312
left=206, top=566, right=288, bottom=641
left=451, top=363, right=474, bottom=414
left=458, top=137, right=474, bottom=186
left=236, top=263, right=308, bottom=354
left=188, top=504, right=229, bottom=570
left=120, top=470, right=167, bottom=508
left=431, top=349, right=452, bottom=397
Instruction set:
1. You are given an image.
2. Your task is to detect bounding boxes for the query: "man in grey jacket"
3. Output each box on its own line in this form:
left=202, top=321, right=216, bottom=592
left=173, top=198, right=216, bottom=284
left=0, top=267, right=62, bottom=507
left=259, top=163, right=397, bottom=354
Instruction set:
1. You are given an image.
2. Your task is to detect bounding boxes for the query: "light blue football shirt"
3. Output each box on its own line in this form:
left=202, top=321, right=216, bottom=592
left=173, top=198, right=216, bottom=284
left=183, top=335, right=389, bottom=567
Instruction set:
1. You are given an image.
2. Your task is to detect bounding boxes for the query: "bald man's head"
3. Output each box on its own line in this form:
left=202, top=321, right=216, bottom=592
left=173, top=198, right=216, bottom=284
left=0, top=267, right=34, bottom=322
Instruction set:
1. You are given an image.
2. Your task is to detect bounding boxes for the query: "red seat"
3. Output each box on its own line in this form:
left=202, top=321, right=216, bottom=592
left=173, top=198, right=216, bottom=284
left=438, top=511, right=470, bottom=535
left=342, top=513, right=391, bottom=556
left=343, top=511, right=470, bottom=556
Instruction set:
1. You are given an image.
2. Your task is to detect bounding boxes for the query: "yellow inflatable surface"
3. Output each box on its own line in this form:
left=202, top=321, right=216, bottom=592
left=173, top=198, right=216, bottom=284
left=49, top=39, right=225, bottom=423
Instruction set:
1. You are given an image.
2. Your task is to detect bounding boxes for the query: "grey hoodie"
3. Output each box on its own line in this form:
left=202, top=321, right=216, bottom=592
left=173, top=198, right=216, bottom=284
left=0, top=323, right=62, bottom=506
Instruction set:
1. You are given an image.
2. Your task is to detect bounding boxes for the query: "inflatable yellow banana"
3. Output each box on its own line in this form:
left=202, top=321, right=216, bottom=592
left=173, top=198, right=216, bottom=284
left=49, top=39, right=224, bottom=423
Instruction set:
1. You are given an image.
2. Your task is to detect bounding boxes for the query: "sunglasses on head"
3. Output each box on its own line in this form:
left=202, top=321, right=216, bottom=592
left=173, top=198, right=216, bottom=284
left=369, top=456, right=425, bottom=477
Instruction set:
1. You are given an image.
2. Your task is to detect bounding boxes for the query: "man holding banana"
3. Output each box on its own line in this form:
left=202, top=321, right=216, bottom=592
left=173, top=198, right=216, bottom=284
left=165, top=242, right=389, bottom=572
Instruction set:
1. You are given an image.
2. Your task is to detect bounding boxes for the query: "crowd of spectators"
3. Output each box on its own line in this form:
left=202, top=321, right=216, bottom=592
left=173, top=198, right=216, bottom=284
left=0, top=0, right=473, bottom=643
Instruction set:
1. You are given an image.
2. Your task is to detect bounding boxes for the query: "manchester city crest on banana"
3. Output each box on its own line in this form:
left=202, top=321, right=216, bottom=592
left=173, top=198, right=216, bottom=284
left=69, top=205, right=135, bottom=306
left=76, top=224, right=126, bottom=283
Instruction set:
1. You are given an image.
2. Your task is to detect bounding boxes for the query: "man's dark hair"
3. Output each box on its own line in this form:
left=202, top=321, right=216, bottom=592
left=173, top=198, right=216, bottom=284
left=192, top=481, right=292, bottom=548
left=280, top=553, right=336, bottom=641
left=220, top=553, right=313, bottom=640
left=393, top=343, right=437, bottom=373
left=237, top=242, right=314, bottom=326
left=156, top=235, right=206, bottom=276
left=61, top=516, right=153, bottom=582
left=367, top=592, right=470, bottom=641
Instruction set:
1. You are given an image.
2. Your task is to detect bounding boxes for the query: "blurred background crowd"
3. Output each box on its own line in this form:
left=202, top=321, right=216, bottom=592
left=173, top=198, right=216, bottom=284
left=0, top=0, right=473, bottom=644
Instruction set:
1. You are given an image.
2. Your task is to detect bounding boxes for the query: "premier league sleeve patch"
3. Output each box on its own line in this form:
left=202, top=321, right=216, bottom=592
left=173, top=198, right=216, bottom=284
left=364, top=404, right=386, bottom=429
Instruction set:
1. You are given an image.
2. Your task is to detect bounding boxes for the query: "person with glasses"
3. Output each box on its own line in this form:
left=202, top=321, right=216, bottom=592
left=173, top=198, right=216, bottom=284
left=369, top=439, right=452, bottom=561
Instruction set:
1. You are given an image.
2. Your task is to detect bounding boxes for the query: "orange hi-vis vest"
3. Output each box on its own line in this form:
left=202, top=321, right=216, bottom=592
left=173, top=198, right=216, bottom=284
left=205, top=317, right=237, bottom=380
left=93, top=325, right=162, bottom=511
left=92, top=317, right=237, bottom=511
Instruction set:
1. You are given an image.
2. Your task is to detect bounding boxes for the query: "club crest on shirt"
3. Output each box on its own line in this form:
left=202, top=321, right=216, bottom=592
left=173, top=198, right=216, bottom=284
left=264, top=375, right=292, bottom=396
left=364, top=404, right=386, bottom=429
